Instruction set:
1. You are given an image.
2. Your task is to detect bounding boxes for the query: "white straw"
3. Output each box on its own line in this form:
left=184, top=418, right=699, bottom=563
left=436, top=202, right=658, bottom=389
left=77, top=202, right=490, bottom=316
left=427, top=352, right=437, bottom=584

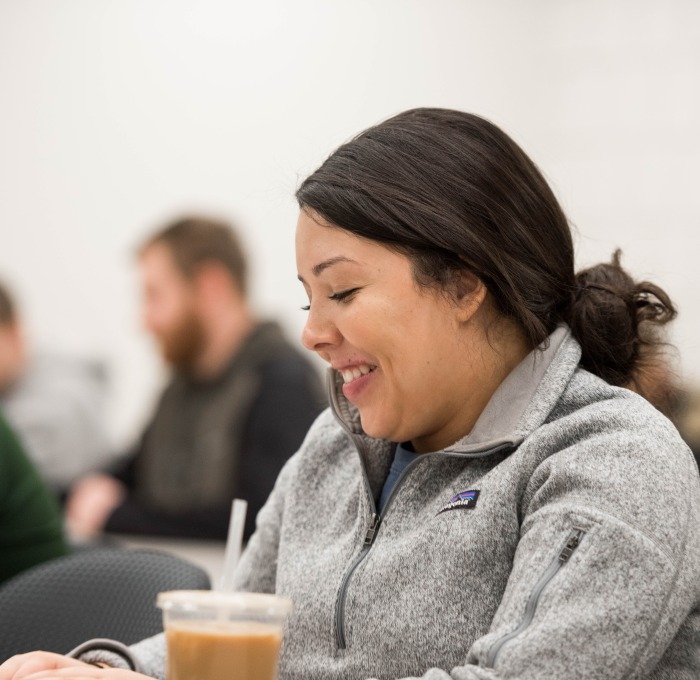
left=219, top=498, right=248, bottom=591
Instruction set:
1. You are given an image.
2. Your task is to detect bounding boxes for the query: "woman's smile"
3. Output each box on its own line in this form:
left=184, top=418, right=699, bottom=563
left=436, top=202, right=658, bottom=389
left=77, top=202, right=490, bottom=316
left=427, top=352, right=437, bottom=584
left=337, top=363, right=378, bottom=401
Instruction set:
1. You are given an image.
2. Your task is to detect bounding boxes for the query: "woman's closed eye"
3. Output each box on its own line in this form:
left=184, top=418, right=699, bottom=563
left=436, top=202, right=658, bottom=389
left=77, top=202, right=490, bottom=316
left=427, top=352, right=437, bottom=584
left=300, top=287, right=361, bottom=311
left=329, top=287, right=360, bottom=303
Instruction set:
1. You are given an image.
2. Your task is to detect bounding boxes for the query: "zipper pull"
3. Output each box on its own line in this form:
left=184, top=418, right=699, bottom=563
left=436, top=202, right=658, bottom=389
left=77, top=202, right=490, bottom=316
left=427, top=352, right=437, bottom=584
left=559, top=528, right=584, bottom=563
left=364, top=513, right=381, bottom=545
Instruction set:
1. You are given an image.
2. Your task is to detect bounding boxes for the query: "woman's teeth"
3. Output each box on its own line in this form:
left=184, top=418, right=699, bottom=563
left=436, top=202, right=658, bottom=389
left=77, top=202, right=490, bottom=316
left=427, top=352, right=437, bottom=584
left=340, top=365, right=376, bottom=384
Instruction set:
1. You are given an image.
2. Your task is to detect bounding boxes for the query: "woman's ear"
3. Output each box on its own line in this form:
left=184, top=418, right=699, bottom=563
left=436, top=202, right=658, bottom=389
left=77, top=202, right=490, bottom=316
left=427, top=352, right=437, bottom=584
left=453, top=271, right=487, bottom=323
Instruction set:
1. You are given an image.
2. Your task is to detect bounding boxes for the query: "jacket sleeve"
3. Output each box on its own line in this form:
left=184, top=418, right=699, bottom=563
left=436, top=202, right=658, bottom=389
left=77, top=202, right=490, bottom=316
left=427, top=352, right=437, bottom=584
left=386, top=427, right=700, bottom=680
left=0, top=413, right=69, bottom=584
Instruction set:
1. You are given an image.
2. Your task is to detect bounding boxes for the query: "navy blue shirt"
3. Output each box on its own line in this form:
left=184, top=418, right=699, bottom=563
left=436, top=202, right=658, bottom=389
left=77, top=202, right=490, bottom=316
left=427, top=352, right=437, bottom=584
left=379, top=442, right=421, bottom=513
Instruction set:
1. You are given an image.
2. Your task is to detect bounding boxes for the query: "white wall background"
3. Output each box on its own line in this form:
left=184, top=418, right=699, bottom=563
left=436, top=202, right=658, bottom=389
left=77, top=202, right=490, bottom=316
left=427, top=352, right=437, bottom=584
left=1, top=0, right=699, bottom=448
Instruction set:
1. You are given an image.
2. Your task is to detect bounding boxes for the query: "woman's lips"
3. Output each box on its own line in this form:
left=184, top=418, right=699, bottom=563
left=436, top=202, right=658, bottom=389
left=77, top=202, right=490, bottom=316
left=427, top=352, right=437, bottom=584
left=339, top=364, right=377, bottom=402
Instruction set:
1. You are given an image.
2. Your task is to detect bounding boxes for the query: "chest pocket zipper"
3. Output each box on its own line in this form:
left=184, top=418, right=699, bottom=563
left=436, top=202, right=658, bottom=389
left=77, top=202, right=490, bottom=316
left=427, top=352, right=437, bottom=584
left=485, top=526, right=587, bottom=668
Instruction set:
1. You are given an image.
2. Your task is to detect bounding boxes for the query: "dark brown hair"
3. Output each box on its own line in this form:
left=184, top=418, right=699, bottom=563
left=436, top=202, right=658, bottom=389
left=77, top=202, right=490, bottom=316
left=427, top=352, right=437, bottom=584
left=0, top=280, right=17, bottom=326
left=140, top=216, right=248, bottom=295
left=572, top=250, right=677, bottom=414
left=296, top=108, right=676, bottom=404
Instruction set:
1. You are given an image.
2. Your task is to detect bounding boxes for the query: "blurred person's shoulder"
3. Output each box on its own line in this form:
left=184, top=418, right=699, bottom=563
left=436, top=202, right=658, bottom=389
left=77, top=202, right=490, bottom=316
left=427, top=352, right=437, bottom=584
left=674, top=385, right=700, bottom=464
left=10, top=350, right=109, bottom=402
left=246, top=320, right=324, bottom=396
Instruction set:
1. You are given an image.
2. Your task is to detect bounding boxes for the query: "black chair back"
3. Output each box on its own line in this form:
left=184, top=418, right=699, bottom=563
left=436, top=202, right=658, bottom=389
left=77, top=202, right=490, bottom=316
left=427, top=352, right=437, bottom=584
left=0, top=547, right=210, bottom=662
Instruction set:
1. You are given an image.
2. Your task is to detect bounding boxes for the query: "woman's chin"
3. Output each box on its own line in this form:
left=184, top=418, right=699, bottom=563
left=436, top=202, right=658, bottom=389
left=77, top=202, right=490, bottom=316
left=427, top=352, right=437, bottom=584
left=358, top=413, right=399, bottom=443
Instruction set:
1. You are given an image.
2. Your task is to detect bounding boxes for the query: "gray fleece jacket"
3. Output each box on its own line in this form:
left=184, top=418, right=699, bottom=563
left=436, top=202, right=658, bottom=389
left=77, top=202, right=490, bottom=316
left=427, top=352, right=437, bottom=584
left=78, top=326, right=700, bottom=679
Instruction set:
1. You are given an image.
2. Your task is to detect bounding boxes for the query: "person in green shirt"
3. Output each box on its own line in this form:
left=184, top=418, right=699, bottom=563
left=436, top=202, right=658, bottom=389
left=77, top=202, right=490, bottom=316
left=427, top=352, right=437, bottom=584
left=0, top=410, right=69, bottom=585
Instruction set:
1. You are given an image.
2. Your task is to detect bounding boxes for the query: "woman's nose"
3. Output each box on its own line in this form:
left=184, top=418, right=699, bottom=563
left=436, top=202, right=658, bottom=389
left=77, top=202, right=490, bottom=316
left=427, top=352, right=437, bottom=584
left=301, top=305, right=340, bottom=354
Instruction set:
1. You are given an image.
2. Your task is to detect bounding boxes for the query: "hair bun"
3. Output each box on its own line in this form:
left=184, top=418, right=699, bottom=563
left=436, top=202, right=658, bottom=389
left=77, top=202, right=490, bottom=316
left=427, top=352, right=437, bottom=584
left=570, top=249, right=677, bottom=412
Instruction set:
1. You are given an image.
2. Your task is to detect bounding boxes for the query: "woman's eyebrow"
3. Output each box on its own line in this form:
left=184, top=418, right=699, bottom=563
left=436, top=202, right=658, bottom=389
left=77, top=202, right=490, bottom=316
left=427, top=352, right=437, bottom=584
left=298, top=256, right=356, bottom=278
left=313, top=255, right=358, bottom=276
left=297, top=256, right=360, bottom=284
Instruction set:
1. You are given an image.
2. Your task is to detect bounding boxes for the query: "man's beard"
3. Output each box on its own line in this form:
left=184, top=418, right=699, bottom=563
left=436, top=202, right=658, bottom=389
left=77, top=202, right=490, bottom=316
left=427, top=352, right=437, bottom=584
left=158, top=310, right=207, bottom=375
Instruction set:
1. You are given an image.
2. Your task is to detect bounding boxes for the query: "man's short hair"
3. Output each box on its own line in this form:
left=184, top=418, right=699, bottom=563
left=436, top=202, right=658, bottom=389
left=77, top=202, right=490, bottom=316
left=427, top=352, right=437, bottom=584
left=140, top=216, right=248, bottom=295
left=0, top=280, right=16, bottom=326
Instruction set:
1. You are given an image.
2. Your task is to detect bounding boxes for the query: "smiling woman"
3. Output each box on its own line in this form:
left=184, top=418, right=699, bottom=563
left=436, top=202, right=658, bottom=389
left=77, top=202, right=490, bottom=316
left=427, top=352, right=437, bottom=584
left=2, top=109, right=699, bottom=680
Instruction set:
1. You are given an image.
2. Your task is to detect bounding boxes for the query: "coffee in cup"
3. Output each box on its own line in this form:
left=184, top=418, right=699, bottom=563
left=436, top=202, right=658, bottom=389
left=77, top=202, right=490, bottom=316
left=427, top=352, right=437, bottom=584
left=158, top=590, right=292, bottom=680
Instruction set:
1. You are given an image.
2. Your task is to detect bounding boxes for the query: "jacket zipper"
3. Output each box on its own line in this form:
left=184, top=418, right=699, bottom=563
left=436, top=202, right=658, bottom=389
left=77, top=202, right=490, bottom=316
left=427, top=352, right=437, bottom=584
left=485, top=527, right=587, bottom=668
left=335, top=454, right=424, bottom=649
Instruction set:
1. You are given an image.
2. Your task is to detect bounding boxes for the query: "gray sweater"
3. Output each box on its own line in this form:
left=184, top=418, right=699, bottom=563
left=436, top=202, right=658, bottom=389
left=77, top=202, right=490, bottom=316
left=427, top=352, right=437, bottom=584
left=78, top=326, right=700, bottom=679
left=0, top=353, right=113, bottom=493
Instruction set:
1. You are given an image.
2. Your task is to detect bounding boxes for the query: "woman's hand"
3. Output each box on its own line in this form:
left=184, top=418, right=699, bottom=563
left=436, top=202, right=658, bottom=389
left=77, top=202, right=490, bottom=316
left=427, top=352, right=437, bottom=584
left=0, top=653, right=150, bottom=680
left=0, top=652, right=84, bottom=680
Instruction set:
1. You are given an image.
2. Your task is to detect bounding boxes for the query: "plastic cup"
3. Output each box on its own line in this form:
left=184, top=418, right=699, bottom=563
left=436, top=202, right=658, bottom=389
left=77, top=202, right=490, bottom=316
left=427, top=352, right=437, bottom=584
left=157, top=590, right=292, bottom=680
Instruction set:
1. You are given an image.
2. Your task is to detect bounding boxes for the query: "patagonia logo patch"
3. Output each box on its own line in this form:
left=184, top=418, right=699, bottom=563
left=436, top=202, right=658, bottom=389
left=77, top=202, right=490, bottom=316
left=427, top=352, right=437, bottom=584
left=438, top=489, right=480, bottom=514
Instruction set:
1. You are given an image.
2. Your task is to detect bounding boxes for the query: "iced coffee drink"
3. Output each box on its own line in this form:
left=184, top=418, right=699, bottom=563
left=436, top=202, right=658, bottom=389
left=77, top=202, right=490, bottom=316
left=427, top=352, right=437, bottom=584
left=158, top=591, right=292, bottom=680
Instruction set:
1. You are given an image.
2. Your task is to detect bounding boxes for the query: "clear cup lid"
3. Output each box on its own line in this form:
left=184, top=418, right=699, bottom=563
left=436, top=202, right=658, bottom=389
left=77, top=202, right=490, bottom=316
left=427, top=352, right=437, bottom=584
left=157, top=590, right=292, bottom=617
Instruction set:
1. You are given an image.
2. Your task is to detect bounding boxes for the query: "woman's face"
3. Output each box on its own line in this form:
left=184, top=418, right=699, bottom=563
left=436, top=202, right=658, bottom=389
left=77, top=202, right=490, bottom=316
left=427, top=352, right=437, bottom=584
left=296, top=211, right=483, bottom=453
